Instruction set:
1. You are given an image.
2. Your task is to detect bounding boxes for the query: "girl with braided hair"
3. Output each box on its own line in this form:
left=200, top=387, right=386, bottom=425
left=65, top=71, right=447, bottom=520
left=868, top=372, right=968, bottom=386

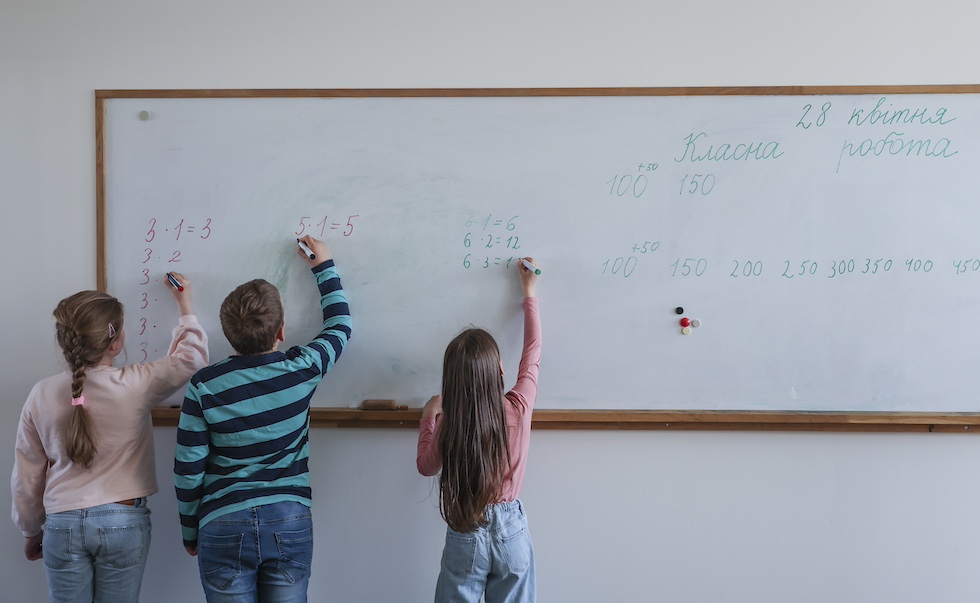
left=11, top=274, right=208, bottom=603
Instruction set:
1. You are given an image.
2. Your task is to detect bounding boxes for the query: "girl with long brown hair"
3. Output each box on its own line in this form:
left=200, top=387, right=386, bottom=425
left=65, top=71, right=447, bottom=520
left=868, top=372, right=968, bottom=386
left=11, top=274, right=208, bottom=603
left=418, top=258, right=542, bottom=603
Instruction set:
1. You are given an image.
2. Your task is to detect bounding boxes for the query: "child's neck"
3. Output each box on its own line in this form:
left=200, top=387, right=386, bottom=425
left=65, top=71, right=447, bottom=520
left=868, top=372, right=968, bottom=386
left=96, top=351, right=118, bottom=367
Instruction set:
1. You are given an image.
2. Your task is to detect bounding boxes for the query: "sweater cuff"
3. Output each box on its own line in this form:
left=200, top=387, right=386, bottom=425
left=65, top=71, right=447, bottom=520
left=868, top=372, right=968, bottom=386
left=312, top=259, right=336, bottom=274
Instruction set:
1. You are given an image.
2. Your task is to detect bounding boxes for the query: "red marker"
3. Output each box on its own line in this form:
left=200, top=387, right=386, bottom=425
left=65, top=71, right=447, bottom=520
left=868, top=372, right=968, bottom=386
left=679, top=317, right=691, bottom=327
left=166, top=273, right=184, bottom=292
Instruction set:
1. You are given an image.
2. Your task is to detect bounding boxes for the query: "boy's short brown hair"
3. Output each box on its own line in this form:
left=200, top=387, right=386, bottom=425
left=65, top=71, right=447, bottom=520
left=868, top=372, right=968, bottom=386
left=219, top=279, right=284, bottom=355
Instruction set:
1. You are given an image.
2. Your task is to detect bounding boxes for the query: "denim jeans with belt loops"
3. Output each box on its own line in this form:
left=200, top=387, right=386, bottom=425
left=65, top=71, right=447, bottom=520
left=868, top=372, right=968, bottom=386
left=196, top=500, right=314, bottom=603
left=42, top=498, right=151, bottom=603
left=435, top=499, right=536, bottom=603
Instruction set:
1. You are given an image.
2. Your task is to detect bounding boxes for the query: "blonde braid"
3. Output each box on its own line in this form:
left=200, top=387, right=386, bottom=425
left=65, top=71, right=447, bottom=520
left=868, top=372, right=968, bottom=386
left=53, top=291, right=122, bottom=469
left=63, top=328, right=97, bottom=468
left=66, top=328, right=87, bottom=398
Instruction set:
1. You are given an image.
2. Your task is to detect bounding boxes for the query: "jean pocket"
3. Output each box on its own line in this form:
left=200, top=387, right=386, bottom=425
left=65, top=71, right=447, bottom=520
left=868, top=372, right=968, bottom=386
left=442, top=529, right=478, bottom=577
left=275, top=527, right=313, bottom=584
left=495, top=517, right=532, bottom=574
left=199, top=533, right=244, bottom=591
left=42, top=525, right=74, bottom=570
left=99, top=523, right=149, bottom=569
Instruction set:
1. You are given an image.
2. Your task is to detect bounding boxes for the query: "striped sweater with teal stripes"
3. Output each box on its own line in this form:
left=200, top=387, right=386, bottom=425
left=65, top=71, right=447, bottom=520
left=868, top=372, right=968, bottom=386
left=173, top=260, right=351, bottom=547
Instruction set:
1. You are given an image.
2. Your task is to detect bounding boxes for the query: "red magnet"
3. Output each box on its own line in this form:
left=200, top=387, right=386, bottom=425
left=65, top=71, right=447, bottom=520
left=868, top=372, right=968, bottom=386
left=679, top=317, right=691, bottom=327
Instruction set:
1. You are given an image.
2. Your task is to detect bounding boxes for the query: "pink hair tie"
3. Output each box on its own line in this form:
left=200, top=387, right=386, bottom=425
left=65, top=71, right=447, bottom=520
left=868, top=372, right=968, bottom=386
left=71, top=396, right=85, bottom=407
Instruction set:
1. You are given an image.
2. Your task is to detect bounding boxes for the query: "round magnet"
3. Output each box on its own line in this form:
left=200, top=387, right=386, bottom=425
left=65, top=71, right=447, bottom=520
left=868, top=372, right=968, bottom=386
left=681, top=326, right=692, bottom=335
left=675, top=307, right=684, bottom=314
left=138, top=110, right=150, bottom=121
left=679, top=317, right=691, bottom=327
left=691, top=319, right=701, bottom=328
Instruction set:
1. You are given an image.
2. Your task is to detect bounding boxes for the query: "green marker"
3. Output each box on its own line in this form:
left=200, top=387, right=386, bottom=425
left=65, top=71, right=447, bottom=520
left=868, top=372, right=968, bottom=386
left=521, top=258, right=541, bottom=275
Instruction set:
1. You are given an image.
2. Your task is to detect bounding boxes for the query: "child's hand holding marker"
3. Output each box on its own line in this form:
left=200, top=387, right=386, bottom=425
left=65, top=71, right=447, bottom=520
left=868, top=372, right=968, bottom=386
left=165, top=272, right=195, bottom=316
left=297, top=238, right=315, bottom=260
left=166, top=272, right=184, bottom=291
left=521, top=258, right=541, bottom=275
left=296, top=235, right=331, bottom=267
left=519, top=257, right=539, bottom=298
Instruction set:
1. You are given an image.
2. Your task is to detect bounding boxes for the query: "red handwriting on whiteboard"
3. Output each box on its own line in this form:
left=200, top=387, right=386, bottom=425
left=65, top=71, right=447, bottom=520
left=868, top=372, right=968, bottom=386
left=294, top=215, right=360, bottom=237
left=135, top=216, right=214, bottom=363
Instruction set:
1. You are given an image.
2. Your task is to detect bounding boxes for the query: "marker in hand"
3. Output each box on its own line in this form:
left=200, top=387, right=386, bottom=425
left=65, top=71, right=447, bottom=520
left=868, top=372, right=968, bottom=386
left=166, top=272, right=184, bottom=292
left=521, top=258, right=541, bottom=275
left=297, top=239, right=316, bottom=260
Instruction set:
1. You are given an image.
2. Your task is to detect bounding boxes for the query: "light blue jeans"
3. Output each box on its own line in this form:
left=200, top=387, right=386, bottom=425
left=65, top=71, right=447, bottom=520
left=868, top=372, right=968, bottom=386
left=196, top=501, right=313, bottom=603
left=435, top=499, right=536, bottom=603
left=42, top=498, right=151, bottom=603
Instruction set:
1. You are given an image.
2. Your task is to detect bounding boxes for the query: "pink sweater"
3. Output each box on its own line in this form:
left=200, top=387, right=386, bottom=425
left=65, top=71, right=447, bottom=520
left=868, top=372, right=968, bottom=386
left=417, top=297, right=541, bottom=502
left=11, top=315, right=208, bottom=537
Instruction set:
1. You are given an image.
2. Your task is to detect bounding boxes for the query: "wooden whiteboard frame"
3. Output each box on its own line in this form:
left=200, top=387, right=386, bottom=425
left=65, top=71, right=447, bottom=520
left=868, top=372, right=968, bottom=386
left=96, top=86, right=980, bottom=432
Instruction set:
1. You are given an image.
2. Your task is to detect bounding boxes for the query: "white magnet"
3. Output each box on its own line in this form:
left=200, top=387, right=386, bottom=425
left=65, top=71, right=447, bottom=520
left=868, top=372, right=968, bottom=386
left=681, top=326, right=692, bottom=335
left=691, top=319, right=701, bottom=328
left=138, top=110, right=150, bottom=121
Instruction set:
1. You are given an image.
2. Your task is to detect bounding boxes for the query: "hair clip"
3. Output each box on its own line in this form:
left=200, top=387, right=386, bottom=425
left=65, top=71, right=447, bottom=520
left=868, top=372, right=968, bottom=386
left=108, top=323, right=116, bottom=339
left=71, top=395, right=85, bottom=407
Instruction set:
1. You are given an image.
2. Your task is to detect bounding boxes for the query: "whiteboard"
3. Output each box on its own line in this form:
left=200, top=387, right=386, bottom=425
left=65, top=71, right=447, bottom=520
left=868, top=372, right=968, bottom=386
left=98, top=88, right=980, bottom=412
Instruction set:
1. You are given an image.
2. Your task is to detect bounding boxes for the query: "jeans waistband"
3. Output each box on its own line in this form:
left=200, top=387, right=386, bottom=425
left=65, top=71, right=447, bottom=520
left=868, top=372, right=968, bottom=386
left=485, top=499, right=524, bottom=521
left=114, top=497, right=147, bottom=508
left=47, top=498, right=149, bottom=520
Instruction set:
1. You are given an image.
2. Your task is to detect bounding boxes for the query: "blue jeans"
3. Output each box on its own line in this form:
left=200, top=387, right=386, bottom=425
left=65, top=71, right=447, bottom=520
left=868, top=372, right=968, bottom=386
left=435, top=499, right=536, bottom=603
left=42, top=498, right=151, bottom=603
left=196, top=501, right=313, bottom=603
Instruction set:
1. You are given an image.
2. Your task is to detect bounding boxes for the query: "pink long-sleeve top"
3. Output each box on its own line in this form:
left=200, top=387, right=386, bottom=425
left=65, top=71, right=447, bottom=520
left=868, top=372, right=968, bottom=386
left=11, top=315, right=208, bottom=537
left=417, top=297, right=541, bottom=502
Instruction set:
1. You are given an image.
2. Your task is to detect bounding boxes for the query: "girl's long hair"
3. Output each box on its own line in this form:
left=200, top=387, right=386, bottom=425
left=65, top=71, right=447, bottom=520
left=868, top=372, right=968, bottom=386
left=53, top=291, right=123, bottom=469
left=438, top=328, right=511, bottom=532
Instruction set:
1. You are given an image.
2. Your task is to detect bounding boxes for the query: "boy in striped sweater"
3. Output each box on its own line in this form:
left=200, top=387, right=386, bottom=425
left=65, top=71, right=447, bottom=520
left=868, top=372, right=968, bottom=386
left=173, top=235, right=351, bottom=603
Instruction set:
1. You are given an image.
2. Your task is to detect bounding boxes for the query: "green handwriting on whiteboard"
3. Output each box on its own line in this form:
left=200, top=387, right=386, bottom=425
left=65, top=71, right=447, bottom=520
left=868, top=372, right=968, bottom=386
left=674, top=133, right=784, bottom=163
left=658, top=256, right=980, bottom=280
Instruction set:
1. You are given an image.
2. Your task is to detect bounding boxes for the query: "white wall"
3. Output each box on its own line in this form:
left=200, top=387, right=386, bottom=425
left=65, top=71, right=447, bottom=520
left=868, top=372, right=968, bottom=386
left=3, top=1, right=980, bottom=601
